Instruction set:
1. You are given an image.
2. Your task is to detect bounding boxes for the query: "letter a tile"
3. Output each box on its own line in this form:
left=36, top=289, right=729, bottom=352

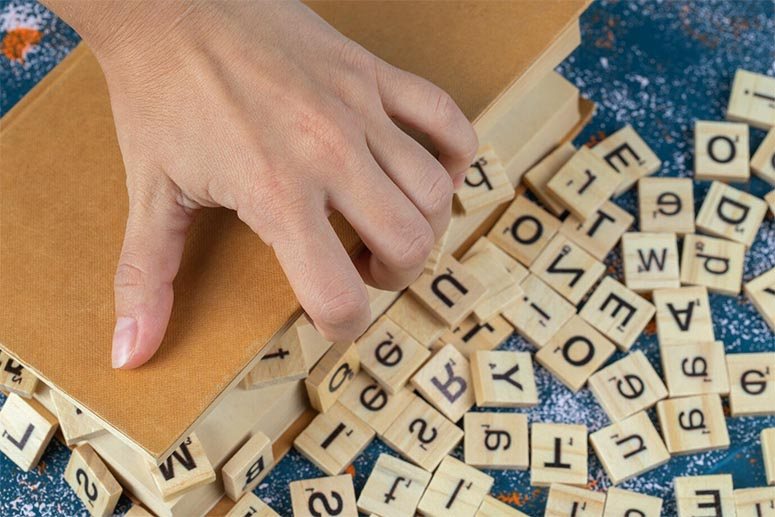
left=411, top=344, right=475, bottom=422
left=653, top=286, right=715, bottom=347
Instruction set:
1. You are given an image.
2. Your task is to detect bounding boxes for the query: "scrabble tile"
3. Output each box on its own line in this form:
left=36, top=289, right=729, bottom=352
left=638, top=177, right=696, bottom=234
left=560, top=201, right=635, bottom=260
left=745, top=267, right=775, bottom=331
left=0, top=393, right=58, bottom=471
left=357, top=316, right=430, bottom=395
left=356, top=453, right=431, bottom=517
left=294, top=403, right=375, bottom=476
left=290, top=475, right=357, bottom=517
left=386, top=293, right=447, bottom=347
left=726, top=353, right=775, bottom=416
left=455, top=146, right=515, bottom=214
left=475, top=495, right=530, bottom=517
left=662, top=341, right=729, bottom=397
left=530, top=423, right=588, bottom=487
left=536, top=316, right=616, bottom=393
left=225, top=492, right=279, bottom=517
left=734, top=487, right=775, bottom=517
left=752, top=128, right=775, bottom=186
left=305, top=341, right=360, bottom=412
left=411, top=344, right=475, bottom=421
left=726, top=69, right=775, bottom=130
left=64, top=444, right=122, bottom=517
left=681, top=234, right=746, bottom=296
left=461, top=236, right=530, bottom=279
left=124, top=506, right=154, bottom=517
left=588, top=351, right=668, bottom=422
left=337, top=372, right=412, bottom=437
left=579, top=276, right=655, bottom=351
left=50, top=390, right=105, bottom=446
left=439, top=314, right=514, bottom=359
left=694, top=121, right=750, bottom=182
left=148, top=433, right=215, bottom=501
left=0, top=353, right=38, bottom=398
left=242, top=327, right=307, bottom=389
left=653, top=286, right=715, bottom=347
left=590, top=411, right=670, bottom=485
left=547, top=147, right=621, bottom=221
left=470, top=350, right=538, bottom=408
left=487, top=195, right=562, bottom=266
left=530, top=234, right=607, bottom=305
left=656, top=394, right=729, bottom=455
left=767, top=190, right=775, bottom=216
left=697, top=181, right=768, bottom=247
left=592, top=125, right=662, bottom=195
left=417, top=455, right=494, bottom=517
left=675, top=475, right=736, bottom=517
left=462, top=248, right=523, bottom=321
left=502, top=275, right=576, bottom=348
left=408, top=254, right=487, bottom=327
left=603, top=487, right=663, bottom=517
left=222, top=431, right=274, bottom=501
left=382, top=394, right=463, bottom=471
left=545, top=484, right=606, bottom=517
left=464, top=412, right=528, bottom=470
left=426, top=225, right=451, bottom=275
left=523, top=142, right=577, bottom=216
left=620, top=232, right=680, bottom=292
left=763, top=428, right=775, bottom=486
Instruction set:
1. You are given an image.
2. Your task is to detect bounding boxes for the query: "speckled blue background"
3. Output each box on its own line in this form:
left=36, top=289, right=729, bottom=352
left=1, top=1, right=773, bottom=515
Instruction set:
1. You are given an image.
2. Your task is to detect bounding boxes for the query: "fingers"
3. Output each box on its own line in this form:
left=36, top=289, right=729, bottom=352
left=376, top=63, right=479, bottom=180
left=112, top=178, right=195, bottom=369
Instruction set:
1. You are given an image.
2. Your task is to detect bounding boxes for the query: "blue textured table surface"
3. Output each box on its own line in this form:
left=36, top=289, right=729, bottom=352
left=1, top=1, right=773, bottom=515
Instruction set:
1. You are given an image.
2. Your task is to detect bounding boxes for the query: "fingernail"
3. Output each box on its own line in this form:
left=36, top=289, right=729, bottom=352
left=112, top=317, right=137, bottom=369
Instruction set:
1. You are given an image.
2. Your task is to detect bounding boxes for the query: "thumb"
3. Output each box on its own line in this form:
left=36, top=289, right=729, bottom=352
left=111, top=179, right=195, bottom=369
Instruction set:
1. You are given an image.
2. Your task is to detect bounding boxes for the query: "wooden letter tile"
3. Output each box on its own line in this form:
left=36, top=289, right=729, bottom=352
left=425, top=226, right=451, bottom=275
left=661, top=341, right=729, bottom=397
left=763, top=428, right=775, bottom=486
left=470, top=350, right=538, bottom=408
left=0, top=353, right=38, bottom=399
left=502, top=275, right=575, bottom=348
left=653, top=286, right=715, bottom=347
left=305, top=341, right=360, bottom=412
left=726, top=69, right=775, bottom=130
left=382, top=394, right=463, bottom=471
left=0, top=393, right=58, bottom=471
left=386, top=293, right=447, bottom=347
left=50, top=390, right=105, bottom=446
left=242, top=327, right=307, bottom=390
left=439, top=314, right=514, bottom=358
left=64, top=444, right=122, bottom=517
left=487, top=195, right=562, bottom=266
left=294, top=403, right=375, bottom=476
left=592, top=124, right=662, bottom=194
left=148, top=433, right=216, bottom=501
left=579, top=276, right=656, bottom=351
left=417, top=455, right=494, bottom=517
left=675, top=475, right=736, bottom=517
left=590, top=411, right=670, bottom=485
left=290, top=475, right=358, bottom=517
left=726, top=352, right=775, bottom=416
left=461, top=236, right=530, bottom=279
left=536, top=316, right=617, bottom=393
left=680, top=234, right=745, bottom=296
left=411, top=344, right=475, bottom=422
left=745, top=266, right=775, bottom=331
left=523, top=142, right=577, bottom=216
left=638, top=177, right=696, bottom=234
left=547, top=147, right=621, bottom=221
left=475, top=495, right=530, bottom=517
left=408, top=254, right=487, bottom=327
left=697, top=181, right=767, bottom=247
left=357, top=316, right=430, bottom=395
left=656, top=394, right=729, bottom=455
left=530, top=422, right=588, bottom=487
left=222, top=431, right=274, bottom=501
left=462, top=248, right=523, bottom=321
left=530, top=234, right=607, bottom=305
left=694, top=120, right=750, bottom=182
left=225, top=492, right=279, bottom=517
left=559, top=200, right=635, bottom=261
left=455, top=146, right=515, bottom=214
left=464, top=412, right=529, bottom=470
left=356, top=453, right=431, bottom=517
left=337, top=372, right=413, bottom=436
left=603, top=487, right=663, bottom=517
left=588, top=351, right=668, bottom=422
left=734, top=487, right=775, bottom=517
left=124, top=506, right=154, bottom=517
left=752, top=128, right=775, bottom=186
left=545, top=484, right=606, bottom=517
left=621, top=232, right=680, bottom=292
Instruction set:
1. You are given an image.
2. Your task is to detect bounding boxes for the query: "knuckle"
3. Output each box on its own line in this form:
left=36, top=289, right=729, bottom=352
left=114, top=262, right=146, bottom=290
left=431, top=88, right=460, bottom=130
left=293, top=107, right=357, bottom=170
left=393, top=223, right=435, bottom=270
left=422, top=172, right=454, bottom=217
left=315, top=287, right=370, bottom=331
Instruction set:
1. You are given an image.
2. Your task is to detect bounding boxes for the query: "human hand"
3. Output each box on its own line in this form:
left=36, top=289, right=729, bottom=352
left=43, top=1, right=478, bottom=369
